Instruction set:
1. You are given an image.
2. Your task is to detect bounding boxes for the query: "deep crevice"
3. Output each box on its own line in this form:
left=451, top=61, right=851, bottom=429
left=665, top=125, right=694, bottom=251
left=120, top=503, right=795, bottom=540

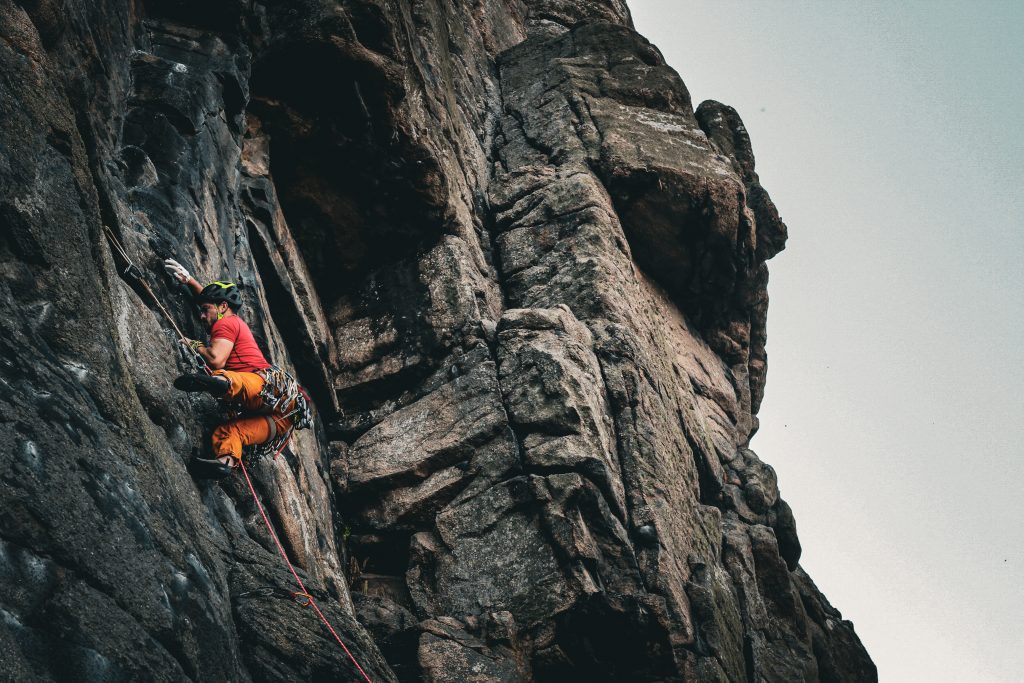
left=245, top=219, right=333, bottom=418
left=247, top=39, right=451, bottom=422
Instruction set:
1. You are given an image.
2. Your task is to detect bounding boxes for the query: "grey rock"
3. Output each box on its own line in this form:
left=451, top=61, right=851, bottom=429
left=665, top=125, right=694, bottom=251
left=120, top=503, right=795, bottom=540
left=0, top=1, right=873, bottom=681
left=345, top=359, right=507, bottom=492
left=417, top=617, right=526, bottom=683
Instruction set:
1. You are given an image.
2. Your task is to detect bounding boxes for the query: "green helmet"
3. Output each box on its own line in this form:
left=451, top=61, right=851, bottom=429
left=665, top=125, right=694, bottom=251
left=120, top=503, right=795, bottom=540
left=198, top=281, right=242, bottom=310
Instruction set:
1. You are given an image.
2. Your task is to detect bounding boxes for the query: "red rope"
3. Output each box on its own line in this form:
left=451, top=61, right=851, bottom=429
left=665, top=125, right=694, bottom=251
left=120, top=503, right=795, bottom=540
left=238, top=458, right=373, bottom=683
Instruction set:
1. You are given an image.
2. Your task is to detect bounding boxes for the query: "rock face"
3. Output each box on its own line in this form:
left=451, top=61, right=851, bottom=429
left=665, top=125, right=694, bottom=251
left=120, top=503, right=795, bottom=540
left=0, top=0, right=874, bottom=681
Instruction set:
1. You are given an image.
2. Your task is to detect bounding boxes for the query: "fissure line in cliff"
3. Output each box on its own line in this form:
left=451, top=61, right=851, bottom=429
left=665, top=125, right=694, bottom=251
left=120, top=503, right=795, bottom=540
left=0, top=3, right=878, bottom=680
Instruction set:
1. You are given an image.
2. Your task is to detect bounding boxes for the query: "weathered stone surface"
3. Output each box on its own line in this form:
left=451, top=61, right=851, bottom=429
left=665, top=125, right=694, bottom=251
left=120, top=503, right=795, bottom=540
left=417, top=617, right=526, bottom=683
left=0, top=0, right=872, bottom=681
left=345, top=358, right=508, bottom=491
left=497, top=306, right=624, bottom=515
left=409, top=477, right=572, bottom=626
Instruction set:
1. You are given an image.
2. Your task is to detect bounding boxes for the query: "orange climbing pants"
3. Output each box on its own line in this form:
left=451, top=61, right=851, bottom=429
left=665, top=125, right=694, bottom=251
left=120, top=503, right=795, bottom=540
left=210, top=369, right=291, bottom=462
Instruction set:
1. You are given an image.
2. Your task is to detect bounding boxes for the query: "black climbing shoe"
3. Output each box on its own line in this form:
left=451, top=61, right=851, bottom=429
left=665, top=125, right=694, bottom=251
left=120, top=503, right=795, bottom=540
left=190, top=456, right=234, bottom=479
left=174, top=373, right=230, bottom=398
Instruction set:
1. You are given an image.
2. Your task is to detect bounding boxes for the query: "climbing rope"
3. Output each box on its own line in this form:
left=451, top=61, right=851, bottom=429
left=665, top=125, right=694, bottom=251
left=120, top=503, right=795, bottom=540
left=238, top=458, right=373, bottom=682
left=102, top=225, right=211, bottom=374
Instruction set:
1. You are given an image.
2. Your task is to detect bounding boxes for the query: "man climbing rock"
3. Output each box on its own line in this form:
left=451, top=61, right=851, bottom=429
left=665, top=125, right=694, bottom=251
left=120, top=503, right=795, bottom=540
left=163, top=258, right=294, bottom=478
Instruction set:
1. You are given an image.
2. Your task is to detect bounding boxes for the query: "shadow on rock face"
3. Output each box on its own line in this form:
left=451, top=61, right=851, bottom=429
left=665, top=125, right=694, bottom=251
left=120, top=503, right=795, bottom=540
left=250, top=37, right=445, bottom=305
left=533, top=593, right=676, bottom=683
left=241, top=31, right=466, bottom=423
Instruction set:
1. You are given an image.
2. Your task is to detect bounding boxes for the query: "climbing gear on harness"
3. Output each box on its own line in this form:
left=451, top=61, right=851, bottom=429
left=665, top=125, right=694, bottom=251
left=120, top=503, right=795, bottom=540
left=174, top=373, right=230, bottom=398
left=197, top=281, right=243, bottom=310
left=256, top=366, right=313, bottom=430
left=239, top=366, right=314, bottom=461
left=101, top=226, right=213, bottom=376
left=163, top=258, right=191, bottom=284
left=238, top=458, right=373, bottom=682
left=243, top=430, right=293, bottom=465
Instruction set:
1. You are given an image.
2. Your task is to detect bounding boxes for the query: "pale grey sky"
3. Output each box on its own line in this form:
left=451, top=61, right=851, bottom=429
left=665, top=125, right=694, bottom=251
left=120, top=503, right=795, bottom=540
left=630, top=2, right=1024, bottom=681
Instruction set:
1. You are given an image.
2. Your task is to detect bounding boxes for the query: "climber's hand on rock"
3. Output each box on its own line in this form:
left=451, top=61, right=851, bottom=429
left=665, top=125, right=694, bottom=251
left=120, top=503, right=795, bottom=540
left=163, top=258, right=190, bottom=284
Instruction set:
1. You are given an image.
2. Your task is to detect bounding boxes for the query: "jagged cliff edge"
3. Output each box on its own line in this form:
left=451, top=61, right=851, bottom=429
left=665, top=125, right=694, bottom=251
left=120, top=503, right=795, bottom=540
left=0, top=0, right=875, bottom=680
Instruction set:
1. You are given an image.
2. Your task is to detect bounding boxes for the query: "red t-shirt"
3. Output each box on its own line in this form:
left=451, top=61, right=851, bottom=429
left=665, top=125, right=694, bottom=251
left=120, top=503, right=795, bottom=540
left=211, top=315, right=271, bottom=372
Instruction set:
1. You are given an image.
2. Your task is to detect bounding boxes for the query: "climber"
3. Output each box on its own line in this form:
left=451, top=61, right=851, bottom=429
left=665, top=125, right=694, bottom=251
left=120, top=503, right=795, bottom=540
left=163, top=258, right=294, bottom=478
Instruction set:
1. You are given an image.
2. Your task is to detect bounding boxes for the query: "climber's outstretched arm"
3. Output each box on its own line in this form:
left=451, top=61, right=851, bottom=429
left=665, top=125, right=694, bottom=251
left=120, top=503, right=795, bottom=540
left=164, top=258, right=203, bottom=296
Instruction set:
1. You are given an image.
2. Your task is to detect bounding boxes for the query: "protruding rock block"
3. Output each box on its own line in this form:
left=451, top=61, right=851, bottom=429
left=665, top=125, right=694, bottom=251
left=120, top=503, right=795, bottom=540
left=0, top=1, right=871, bottom=680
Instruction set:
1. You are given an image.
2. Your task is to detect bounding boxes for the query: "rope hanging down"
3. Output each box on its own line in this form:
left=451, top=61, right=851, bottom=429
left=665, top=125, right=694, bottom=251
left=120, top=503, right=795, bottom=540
left=239, top=458, right=374, bottom=682
left=102, top=225, right=210, bottom=374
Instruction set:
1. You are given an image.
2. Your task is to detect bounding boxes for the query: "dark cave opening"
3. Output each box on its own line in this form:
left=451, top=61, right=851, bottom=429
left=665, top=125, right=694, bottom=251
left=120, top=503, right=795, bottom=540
left=533, top=594, right=677, bottom=683
left=346, top=532, right=415, bottom=610
left=249, top=41, right=447, bottom=305
left=245, top=38, right=453, bottom=417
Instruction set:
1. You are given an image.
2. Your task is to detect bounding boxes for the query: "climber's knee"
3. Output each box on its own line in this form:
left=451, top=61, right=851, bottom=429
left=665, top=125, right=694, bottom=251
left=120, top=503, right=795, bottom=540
left=212, top=369, right=266, bottom=407
left=212, top=415, right=272, bottom=461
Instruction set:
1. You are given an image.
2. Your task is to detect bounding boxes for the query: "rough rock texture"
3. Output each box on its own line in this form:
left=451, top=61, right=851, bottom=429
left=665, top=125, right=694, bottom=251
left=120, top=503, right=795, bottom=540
left=0, top=0, right=874, bottom=681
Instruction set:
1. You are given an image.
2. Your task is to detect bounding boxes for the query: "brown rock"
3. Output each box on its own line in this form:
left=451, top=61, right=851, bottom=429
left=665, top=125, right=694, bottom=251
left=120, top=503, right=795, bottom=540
left=0, top=1, right=872, bottom=681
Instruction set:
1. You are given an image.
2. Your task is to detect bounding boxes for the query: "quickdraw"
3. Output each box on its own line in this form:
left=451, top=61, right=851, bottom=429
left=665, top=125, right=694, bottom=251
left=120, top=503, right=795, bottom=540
left=178, top=338, right=212, bottom=376
left=244, top=431, right=292, bottom=465
left=240, top=365, right=314, bottom=462
left=103, top=224, right=211, bottom=376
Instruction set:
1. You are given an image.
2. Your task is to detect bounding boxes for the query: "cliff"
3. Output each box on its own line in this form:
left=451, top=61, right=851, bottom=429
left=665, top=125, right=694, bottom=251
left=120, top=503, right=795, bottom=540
left=0, top=0, right=875, bottom=680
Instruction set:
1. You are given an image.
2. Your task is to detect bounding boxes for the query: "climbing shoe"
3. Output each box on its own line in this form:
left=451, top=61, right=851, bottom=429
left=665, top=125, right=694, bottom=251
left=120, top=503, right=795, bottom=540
left=190, top=456, right=234, bottom=479
left=173, top=373, right=230, bottom=397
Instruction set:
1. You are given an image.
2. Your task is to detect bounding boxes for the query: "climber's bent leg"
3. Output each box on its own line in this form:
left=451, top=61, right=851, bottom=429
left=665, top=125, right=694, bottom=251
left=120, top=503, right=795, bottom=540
left=212, top=369, right=267, bottom=411
left=211, top=414, right=274, bottom=463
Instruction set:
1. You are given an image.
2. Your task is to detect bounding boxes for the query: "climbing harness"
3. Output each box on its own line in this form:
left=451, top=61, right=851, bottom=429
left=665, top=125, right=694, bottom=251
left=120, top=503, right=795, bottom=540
left=257, top=365, right=314, bottom=430
left=230, top=365, right=314, bottom=462
left=238, top=457, right=373, bottom=682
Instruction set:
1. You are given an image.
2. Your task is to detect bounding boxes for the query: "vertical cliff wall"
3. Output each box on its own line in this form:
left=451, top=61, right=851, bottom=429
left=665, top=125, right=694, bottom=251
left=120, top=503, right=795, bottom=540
left=0, top=0, right=875, bottom=680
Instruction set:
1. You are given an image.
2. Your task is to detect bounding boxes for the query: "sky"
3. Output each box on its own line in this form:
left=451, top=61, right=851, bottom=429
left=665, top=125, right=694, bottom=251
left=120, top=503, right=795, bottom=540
left=630, top=2, right=1024, bottom=681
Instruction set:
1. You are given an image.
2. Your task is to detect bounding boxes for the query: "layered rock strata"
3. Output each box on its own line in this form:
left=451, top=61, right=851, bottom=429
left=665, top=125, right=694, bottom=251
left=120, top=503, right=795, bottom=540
left=0, top=0, right=874, bottom=680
